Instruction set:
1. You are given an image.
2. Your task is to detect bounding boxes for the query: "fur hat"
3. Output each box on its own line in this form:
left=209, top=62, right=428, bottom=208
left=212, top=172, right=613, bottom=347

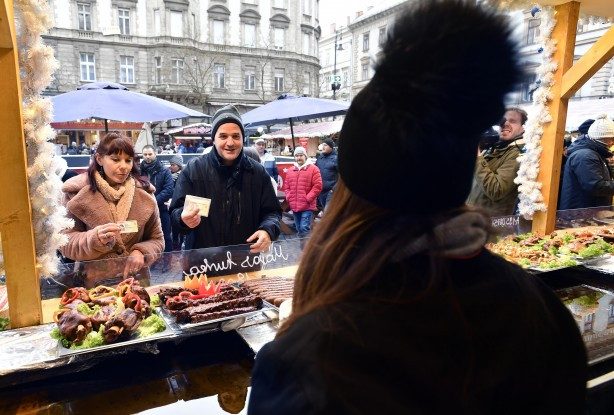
left=576, top=119, right=595, bottom=135
left=322, top=138, right=335, bottom=149
left=255, top=138, right=265, bottom=144
left=169, top=154, right=183, bottom=166
left=294, top=146, right=307, bottom=156
left=211, top=105, right=245, bottom=140
left=588, top=114, right=614, bottom=140
left=337, top=0, right=521, bottom=213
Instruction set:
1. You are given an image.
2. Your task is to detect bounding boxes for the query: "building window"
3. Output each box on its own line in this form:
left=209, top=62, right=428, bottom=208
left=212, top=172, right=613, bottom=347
left=191, top=13, right=196, bottom=39
left=361, top=63, right=368, bottom=81
left=154, top=57, right=162, bottom=84
left=77, top=3, right=92, bottom=31
left=120, top=56, right=134, bottom=83
left=154, top=10, right=161, bottom=36
left=244, top=67, right=255, bottom=90
left=244, top=23, right=256, bottom=47
left=118, top=8, right=130, bottom=35
left=343, top=69, right=349, bottom=87
left=521, top=73, right=537, bottom=102
left=172, top=58, right=184, bottom=84
left=378, top=26, right=386, bottom=46
left=274, top=68, right=284, bottom=92
left=363, top=32, right=369, bottom=51
left=80, top=52, right=95, bottom=81
left=170, top=11, right=183, bottom=37
left=274, top=27, right=284, bottom=50
left=303, top=72, right=310, bottom=95
left=213, top=20, right=225, bottom=44
left=302, top=32, right=310, bottom=54
left=527, top=18, right=540, bottom=45
left=213, top=65, right=225, bottom=88
left=303, top=0, right=311, bottom=15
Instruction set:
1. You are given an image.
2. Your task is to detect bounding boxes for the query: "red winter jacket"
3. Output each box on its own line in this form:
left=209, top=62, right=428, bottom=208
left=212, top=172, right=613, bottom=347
left=283, top=163, right=323, bottom=212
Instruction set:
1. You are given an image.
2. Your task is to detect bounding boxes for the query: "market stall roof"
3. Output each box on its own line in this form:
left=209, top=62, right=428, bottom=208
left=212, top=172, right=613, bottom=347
left=166, top=122, right=212, bottom=137
left=521, top=97, right=614, bottom=131
left=260, top=120, right=343, bottom=139
left=537, top=0, right=613, bottom=18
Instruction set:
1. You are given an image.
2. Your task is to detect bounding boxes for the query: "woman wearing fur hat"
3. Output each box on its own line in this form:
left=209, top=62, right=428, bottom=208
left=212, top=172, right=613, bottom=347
left=60, top=132, right=164, bottom=286
left=249, top=1, right=586, bottom=413
left=283, top=147, right=322, bottom=237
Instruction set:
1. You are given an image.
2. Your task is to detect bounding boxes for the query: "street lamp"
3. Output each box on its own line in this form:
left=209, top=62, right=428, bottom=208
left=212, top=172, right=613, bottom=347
left=332, top=30, right=344, bottom=100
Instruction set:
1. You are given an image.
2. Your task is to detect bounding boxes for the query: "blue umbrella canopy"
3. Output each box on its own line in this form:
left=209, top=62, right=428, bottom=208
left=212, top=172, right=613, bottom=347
left=51, top=82, right=207, bottom=123
left=242, top=94, right=350, bottom=127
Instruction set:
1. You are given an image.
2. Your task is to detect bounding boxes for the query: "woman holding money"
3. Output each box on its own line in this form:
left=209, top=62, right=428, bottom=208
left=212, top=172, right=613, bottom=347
left=60, top=132, right=164, bottom=286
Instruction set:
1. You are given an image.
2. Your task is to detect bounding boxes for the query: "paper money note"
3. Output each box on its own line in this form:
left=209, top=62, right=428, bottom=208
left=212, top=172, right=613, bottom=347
left=186, top=195, right=211, bottom=217
left=118, top=220, right=138, bottom=234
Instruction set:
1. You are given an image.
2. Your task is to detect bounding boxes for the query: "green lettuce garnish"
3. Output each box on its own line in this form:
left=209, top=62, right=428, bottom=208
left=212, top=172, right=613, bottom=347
left=150, top=294, right=160, bottom=307
left=136, top=314, right=165, bottom=338
left=76, top=303, right=101, bottom=317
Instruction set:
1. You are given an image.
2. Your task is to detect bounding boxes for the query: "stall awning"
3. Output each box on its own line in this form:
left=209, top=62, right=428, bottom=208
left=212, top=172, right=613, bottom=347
left=260, top=120, right=344, bottom=139
left=166, top=122, right=212, bottom=137
left=51, top=121, right=144, bottom=131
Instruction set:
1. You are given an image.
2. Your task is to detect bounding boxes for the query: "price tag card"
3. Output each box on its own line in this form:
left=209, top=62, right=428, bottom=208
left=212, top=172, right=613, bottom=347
left=186, top=195, right=211, bottom=217
left=118, top=220, right=138, bottom=234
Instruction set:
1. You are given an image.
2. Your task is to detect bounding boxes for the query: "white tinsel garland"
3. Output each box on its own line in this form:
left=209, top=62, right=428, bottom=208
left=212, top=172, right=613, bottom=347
left=515, top=6, right=557, bottom=218
left=13, top=0, right=73, bottom=277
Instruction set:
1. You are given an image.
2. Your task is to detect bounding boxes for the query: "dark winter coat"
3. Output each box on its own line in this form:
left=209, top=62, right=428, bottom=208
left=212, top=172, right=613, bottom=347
left=559, top=135, right=614, bottom=210
left=283, top=162, right=323, bottom=212
left=315, top=150, right=338, bottom=193
left=140, top=159, right=174, bottom=211
left=249, top=250, right=587, bottom=415
left=169, top=148, right=282, bottom=250
left=466, top=138, right=524, bottom=216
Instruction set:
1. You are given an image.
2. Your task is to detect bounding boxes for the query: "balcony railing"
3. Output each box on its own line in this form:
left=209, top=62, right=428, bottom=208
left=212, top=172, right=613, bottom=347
left=78, top=31, right=93, bottom=39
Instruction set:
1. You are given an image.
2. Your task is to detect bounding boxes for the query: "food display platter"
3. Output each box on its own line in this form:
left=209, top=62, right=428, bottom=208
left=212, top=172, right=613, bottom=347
left=57, top=321, right=176, bottom=357
left=156, top=302, right=276, bottom=333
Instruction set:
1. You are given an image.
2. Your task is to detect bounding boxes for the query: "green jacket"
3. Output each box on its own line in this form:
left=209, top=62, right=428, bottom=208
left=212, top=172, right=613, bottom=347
left=467, top=139, right=524, bottom=216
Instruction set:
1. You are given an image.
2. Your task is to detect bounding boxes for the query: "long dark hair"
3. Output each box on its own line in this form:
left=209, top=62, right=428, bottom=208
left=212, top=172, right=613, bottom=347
left=279, top=179, right=479, bottom=336
left=87, top=132, right=150, bottom=192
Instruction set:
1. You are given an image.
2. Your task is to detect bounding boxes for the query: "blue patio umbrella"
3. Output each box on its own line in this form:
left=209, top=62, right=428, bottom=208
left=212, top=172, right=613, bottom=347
left=242, top=94, right=350, bottom=148
left=51, top=82, right=207, bottom=132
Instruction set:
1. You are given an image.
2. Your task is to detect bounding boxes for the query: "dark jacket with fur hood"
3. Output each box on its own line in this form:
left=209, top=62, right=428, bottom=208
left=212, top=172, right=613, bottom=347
left=60, top=173, right=164, bottom=266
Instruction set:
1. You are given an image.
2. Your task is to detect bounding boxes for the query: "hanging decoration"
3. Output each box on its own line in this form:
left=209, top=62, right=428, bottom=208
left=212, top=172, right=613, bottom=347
left=515, top=5, right=557, bottom=218
left=13, top=0, right=73, bottom=276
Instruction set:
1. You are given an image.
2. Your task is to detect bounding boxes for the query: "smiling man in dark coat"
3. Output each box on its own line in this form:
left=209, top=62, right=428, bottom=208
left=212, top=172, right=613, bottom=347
left=170, top=105, right=282, bottom=251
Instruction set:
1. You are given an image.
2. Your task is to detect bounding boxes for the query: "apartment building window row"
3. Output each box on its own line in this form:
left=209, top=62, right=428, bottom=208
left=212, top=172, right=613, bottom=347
left=80, top=52, right=95, bottom=81
left=120, top=55, right=134, bottom=83
left=154, top=9, right=161, bottom=36
left=274, top=27, right=285, bottom=50
left=171, top=11, right=183, bottom=37
left=244, top=23, right=256, bottom=47
left=154, top=56, right=162, bottom=84
left=363, top=32, right=370, bottom=52
left=213, top=65, right=225, bottom=88
left=77, top=3, right=92, bottom=31
left=362, top=63, right=369, bottom=81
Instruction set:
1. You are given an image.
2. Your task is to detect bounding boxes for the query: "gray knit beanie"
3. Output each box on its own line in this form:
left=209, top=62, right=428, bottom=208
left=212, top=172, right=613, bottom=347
left=211, top=105, right=245, bottom=140
left=169, top=154, right=183, bottom=167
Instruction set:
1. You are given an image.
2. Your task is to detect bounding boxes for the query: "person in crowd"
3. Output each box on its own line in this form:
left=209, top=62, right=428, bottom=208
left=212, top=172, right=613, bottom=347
left=170, top=105, right=281, bottom=252
left=248, top=2, right=586, bottom=413
left=140, top=145, right=174, bottom=253
left=60, top=132, right=164, bottom=285
left=254, top=138, right=279, bottom=186
left=186, top=143, right=196, bottom=154
left=168, top=154, right=184, bottom=251
left=66, top=141, right=78, bottom=155
left=203, top=137, right=213, bottom=148
left=559, top=114, right=614, bottom=209
left=315, top=138, right=338, bottom=210
left=283, top=146, right=322, bottom=237
left=169, top=154, right=183, bottom=183
left=466, top=107, right=527, bottom=216
left=176, top=141, right=186, bottom=154
left=244, top=147, right=278, bottom=196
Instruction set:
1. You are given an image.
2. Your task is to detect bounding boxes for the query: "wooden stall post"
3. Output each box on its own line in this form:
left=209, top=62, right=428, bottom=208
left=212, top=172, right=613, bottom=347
left=532, top=1, right=580, bottom=235
left=0, top=0, right=43, bottom=327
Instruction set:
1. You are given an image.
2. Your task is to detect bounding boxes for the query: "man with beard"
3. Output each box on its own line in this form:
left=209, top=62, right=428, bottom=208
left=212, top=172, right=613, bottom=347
left=141, top=145, right=174, bottom=252
left=467, top=107, right=527, bottom=216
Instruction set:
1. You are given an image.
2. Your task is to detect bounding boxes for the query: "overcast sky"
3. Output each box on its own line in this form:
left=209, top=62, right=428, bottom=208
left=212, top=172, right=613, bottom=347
left=318, top=0, right=400, bottom=35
